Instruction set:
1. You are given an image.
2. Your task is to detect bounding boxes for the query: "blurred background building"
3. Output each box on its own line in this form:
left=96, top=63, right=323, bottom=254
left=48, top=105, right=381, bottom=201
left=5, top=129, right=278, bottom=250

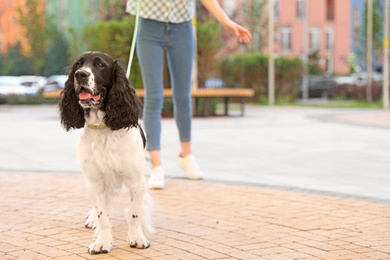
left=0, top=0, right=373, bottom=75
left=0, top=0, right=387, bottom=106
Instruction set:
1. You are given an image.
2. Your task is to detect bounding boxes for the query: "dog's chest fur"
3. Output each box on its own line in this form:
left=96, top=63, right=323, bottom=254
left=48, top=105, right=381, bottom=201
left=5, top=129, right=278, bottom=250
left=79, top=128, right=122, bottom=174
left=77, top=109, right=142, bottom=181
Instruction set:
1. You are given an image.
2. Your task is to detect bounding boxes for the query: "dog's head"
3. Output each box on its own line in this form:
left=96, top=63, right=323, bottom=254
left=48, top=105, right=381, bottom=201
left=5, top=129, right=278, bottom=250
left=59, top=51, right=142, bottom=131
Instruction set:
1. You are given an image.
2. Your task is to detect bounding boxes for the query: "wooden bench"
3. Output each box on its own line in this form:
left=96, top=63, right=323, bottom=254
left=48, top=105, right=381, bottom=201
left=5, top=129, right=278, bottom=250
left=135, top=88, right=254, bottom=117
left=43, top=88, right=254, bottom=117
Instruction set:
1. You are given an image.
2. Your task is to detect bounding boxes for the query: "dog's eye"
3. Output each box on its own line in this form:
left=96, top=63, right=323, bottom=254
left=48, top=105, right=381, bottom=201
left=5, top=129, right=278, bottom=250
left=96, top=62, right=105, bottom=68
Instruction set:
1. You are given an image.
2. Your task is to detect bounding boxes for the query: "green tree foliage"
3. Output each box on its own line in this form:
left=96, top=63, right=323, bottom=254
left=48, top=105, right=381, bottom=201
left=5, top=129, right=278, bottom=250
left=220, top=54, right=302, bottom=102
left=14, top=0, right=70, bottom=76
left=363, top=0, right=383, bottom=53
left=347, top=53, right=360, bottom=73
left=17, top=0, right=49, bottom=75
left=0, top=42, right=34, bottom=75
left=98, top=0, right=127, bottom=21
left=197, top=20, right=222, bottom=87
left=308, top=51, right=323, bottom=75
left=83, top=17, right=143, bottom=88
left=44, top=27, right=71, bottom=75
left=243, top=0, right=266, bottom=53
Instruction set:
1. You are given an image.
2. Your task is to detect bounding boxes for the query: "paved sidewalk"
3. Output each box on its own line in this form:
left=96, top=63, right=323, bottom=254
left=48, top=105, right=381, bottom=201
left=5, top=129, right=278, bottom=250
left=1, top=105, right=390, bottom=202
left=334, top=109, right=390, bottom=128
left=1, top=171, right=390, bottom=259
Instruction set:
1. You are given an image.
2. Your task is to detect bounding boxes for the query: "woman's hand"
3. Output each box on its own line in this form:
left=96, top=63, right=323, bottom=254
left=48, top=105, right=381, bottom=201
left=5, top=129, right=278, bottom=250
left=223, top=20, right=252, bottom=43
left=200, top=0, right=252, bottom=43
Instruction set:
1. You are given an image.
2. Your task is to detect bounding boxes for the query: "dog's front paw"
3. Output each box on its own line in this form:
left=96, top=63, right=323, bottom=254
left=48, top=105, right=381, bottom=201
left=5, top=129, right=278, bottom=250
left=88, top=238, right=113, bottom=254
left=129, top=240, right=150, bottom=249
left=85, top=215, right=95, bottom=229
left=128, top=232, right=150, bottom=249
left=85, top=209, right=96, bottom=229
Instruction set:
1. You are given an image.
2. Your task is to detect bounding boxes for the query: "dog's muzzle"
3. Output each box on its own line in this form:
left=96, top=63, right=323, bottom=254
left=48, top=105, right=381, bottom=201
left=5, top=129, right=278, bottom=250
left=75, top=69, right=91, bottom=85
left=78, top=87, right=102, bottom=107
left=74, top=69, right=103, bottom=108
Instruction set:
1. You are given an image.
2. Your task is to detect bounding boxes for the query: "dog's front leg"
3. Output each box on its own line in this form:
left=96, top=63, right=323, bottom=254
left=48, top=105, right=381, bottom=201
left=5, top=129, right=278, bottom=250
left=87, top=186, right=114, bottom=254
left=124, top=179, right=152, bottom=249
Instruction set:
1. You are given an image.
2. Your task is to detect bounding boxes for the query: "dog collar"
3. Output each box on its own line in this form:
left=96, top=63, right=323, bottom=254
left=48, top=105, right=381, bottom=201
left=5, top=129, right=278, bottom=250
left=87, top=123, right=108, bottom=129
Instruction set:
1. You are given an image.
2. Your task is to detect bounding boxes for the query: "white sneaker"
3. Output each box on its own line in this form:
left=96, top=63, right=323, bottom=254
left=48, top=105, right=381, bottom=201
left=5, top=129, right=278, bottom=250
left=147, top=166, right=165, bottom=189
left=177, top=155, right=204, bottom=180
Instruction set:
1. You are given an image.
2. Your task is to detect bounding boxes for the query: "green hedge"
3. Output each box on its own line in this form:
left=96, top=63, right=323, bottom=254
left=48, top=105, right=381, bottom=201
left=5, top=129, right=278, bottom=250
left=219, top=54, right=302, bottom=103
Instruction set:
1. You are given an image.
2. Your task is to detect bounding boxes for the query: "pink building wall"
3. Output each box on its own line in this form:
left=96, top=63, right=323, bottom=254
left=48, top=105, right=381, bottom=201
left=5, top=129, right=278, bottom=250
left=333, top=0, right=351, bottom=74
left=273, top=0, right=351, bottom=74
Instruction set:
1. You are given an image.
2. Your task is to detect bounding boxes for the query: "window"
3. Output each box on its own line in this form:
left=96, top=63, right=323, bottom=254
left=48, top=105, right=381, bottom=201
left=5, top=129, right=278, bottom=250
left=280, top=27, right=292, bottom=52
left=353, top=7, right=360, bottom=45
left=274, top=0, right=280, bottom=20
left=325, top=56, right=334, bottom=74
left=326, top=0, right=335, bottom=21
left=309, top=27, right=321, bottom=52
left=297, top=0, right=306, bottom=20
left=326, top=27, right=334, bottom=52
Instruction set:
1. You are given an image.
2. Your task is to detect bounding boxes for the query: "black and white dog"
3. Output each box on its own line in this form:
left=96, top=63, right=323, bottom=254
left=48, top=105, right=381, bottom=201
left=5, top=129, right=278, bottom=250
left=59, top=51, right=152, bottom=254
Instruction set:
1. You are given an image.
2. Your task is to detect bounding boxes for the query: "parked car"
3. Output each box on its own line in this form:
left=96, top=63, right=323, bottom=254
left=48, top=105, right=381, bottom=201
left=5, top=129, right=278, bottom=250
left=333, top=75, right=356, bottom=85
left=42, top=75, right=67, bottom=98
left=19, top=75, right=47, bottom=92
left=349, top=72, right=383, bottom=87
left=297, top=75, right=337, bottom=99
left=43, top=75, right=67, bottom=91
left=0, top=76, right=39, bottom=103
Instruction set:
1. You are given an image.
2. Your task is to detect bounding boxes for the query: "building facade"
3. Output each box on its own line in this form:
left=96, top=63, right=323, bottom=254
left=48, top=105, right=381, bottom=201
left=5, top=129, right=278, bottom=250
left=0, top=0, right=30, bottom=54
left=0, top=0, right=99, bottom=56
left=220, top=0, right=362, bottom=75
left=272, top=0, right=351, bottom=75
left=0, top=0, right=370, bottom=76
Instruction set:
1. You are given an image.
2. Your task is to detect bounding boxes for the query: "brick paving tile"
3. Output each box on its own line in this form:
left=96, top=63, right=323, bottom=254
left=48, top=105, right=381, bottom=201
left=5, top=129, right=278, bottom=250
left=364, top=251, right=390, bottom=259
left=1, top=171, right=390, bottom=260
left=277, top=251, right=314, bottom=259
left=56, top=255, right=87, bottom=260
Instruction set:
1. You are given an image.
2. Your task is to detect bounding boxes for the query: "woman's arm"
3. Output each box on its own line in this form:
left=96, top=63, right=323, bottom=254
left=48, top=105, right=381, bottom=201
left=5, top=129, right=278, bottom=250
left=199, top=0, right=252, bottom=43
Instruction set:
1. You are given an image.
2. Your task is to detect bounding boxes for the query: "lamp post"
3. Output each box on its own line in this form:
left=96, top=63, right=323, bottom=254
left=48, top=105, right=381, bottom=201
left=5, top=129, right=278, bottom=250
left=383, top=0, right=389, bottom=109
left=366, top=0, right=373, bottom=102
left=302, top=0, right=309, bottom=101
left=268, top=0, right=275, bottom=105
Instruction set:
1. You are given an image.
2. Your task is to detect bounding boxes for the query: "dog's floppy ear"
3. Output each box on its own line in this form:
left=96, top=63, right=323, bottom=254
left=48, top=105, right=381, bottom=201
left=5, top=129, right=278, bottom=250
left=58, top=64, right=85, bottom=131
left=103, top=60, right=142, bottom=130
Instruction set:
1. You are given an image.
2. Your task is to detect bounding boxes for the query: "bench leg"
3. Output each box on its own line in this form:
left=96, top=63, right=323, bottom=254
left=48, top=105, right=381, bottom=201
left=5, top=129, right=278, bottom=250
left=204, top=98, right=209, bottom=117
left=240, top=98, right=245, bottom=116
left=194, top=97, right=199, bottom=117
left=224, top=97, right=229, bottom=116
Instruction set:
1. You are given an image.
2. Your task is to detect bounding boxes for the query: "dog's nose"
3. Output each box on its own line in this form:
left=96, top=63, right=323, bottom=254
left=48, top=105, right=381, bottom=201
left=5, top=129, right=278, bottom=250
left=75, top=70, right=91, bottom=80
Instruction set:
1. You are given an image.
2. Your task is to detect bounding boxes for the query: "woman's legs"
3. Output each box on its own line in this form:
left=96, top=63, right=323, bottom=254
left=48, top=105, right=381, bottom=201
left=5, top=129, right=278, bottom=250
left=137, top=19, right=203, bottom=186
left=165, top=21, right=195, bottom=157
left=136, top=19, right=167, bottom=188
left=139, top=20, right=195, bottom=162
left=137, top=19, right=165, bottom=169
left=166, top=22, right=203, bottom=180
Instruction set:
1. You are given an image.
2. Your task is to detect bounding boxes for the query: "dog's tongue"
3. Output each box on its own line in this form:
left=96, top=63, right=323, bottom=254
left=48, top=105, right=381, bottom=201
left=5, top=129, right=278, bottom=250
left=79, top=89, right=101, bottom=102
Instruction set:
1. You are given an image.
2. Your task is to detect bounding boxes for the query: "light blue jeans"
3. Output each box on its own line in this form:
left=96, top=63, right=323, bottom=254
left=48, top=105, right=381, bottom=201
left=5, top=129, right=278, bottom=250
left=136, top=18, right=195, bottom=151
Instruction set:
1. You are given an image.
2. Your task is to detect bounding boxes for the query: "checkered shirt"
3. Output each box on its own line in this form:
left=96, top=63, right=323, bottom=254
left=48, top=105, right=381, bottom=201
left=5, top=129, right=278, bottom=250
left=126, top=0, right=195, bottom=23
